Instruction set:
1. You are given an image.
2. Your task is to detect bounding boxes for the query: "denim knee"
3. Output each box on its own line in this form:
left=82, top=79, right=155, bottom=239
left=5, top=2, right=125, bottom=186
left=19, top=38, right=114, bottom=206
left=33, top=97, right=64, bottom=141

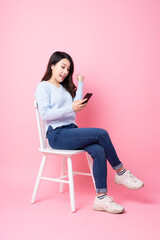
left=98, top=128, right=110, bottom=140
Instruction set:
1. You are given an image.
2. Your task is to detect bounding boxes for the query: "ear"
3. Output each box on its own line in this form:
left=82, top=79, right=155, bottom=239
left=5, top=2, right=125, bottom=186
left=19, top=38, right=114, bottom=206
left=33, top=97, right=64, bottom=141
left=51, top=64, right=54, bottom=70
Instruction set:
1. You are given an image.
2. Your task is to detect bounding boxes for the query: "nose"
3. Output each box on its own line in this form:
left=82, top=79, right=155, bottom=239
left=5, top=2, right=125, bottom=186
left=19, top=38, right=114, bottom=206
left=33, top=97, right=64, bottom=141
left=64, top=68, right=68, bottom=74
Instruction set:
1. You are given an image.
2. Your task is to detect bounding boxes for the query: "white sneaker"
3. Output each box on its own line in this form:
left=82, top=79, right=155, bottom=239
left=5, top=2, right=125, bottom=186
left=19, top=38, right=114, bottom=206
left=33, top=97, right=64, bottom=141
left=93, top=195, right=124, bottom=214
left=115, top=170, right=144, bottom=190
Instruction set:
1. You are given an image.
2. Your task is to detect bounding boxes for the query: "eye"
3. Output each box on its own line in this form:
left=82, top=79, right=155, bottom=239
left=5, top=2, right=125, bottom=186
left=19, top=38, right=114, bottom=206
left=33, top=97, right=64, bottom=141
left=61, top=66, right=65, bottom=69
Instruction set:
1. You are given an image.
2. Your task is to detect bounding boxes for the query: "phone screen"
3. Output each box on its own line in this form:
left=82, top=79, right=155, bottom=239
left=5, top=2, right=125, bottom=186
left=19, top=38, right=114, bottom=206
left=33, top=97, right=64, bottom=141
left=83, top=93, right=93, bottom=104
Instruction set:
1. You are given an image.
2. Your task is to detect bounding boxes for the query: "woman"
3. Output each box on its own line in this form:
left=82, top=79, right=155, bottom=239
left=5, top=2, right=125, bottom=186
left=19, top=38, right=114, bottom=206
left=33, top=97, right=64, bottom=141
left=35, top=51, right=144, bottom=214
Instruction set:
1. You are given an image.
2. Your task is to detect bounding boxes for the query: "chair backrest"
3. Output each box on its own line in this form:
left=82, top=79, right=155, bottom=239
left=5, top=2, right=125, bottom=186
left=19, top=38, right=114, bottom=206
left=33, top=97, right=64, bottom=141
left=34, top=100, right=46, bottom=149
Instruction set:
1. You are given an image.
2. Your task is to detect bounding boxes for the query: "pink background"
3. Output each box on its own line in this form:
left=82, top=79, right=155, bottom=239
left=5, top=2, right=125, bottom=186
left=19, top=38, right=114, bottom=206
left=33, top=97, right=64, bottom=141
left=1, top=0, right=160, bottom=239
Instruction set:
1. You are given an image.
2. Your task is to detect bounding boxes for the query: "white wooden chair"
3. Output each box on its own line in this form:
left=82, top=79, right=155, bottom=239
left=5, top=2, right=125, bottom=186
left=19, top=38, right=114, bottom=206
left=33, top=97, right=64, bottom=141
left=31, top=101, right=95, bottom=212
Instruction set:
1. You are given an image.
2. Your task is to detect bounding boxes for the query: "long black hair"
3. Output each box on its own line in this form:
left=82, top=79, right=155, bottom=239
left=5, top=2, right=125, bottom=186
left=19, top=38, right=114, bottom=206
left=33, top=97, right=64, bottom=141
left=42, top=51, right=76, bottom=97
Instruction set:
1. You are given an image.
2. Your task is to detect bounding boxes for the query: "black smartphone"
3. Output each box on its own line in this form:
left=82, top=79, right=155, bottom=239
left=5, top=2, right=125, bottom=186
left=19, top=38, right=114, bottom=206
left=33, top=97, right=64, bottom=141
left=82, top=93, right=93, bottom=104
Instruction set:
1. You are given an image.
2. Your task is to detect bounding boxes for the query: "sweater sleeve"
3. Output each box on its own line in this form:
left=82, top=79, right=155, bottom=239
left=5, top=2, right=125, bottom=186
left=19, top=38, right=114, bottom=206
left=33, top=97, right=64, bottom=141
left=73, top=81, right=84, bottom=101
left=35, top=83, right=74, bottom=121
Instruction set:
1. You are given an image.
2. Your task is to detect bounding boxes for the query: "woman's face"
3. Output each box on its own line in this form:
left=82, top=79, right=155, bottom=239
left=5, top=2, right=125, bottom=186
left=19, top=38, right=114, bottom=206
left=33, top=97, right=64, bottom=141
left=51, top=58, right=71, bottom=83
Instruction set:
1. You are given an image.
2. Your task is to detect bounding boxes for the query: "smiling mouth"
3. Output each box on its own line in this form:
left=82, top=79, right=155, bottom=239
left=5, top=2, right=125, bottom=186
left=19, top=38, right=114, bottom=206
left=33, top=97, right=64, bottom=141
left=60, top=75, right=66, bottom=80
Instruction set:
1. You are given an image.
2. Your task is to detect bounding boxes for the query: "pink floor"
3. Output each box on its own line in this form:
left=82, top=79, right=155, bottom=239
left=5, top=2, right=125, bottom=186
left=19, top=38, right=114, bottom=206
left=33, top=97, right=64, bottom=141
left=1, top=172, right=159, bottom=240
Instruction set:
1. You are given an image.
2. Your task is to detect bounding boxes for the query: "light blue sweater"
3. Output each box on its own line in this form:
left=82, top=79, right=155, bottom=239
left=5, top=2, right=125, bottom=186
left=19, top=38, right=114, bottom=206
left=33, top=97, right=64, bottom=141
left=35, top=81, right=83, bottom=132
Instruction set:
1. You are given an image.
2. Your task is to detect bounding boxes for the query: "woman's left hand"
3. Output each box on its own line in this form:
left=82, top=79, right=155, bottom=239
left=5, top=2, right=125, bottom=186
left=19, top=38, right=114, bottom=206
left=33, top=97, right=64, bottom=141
left=76, top=74, right=84, bottom=82
left=72, top=99, right=88, bottom=112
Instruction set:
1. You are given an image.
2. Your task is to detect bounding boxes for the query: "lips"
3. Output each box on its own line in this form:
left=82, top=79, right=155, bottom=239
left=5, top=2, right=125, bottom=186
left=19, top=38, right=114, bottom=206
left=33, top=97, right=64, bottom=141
left=60, top=75, right=65, bottom=80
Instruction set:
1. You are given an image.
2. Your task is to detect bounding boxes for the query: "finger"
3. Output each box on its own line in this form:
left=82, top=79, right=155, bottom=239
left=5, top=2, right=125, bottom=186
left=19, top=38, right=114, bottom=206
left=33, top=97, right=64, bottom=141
left=79, top=102, right=88, bottom=109
left=76, top=74, right=80, bottom=79
left=74, top=100, right=80, bottom=103
left=81, top=98, right=88, bottom=104
left=81, top=101, right=88, bottom=106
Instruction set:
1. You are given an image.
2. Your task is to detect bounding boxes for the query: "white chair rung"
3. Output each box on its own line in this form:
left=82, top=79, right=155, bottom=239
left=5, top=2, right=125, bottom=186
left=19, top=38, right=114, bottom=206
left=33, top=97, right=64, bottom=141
left=40, top=177, right=69, bottom=184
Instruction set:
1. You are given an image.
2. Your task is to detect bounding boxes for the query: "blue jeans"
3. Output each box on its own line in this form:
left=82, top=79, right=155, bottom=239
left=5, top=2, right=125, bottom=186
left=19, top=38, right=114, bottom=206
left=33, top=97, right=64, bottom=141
left=46, top=123, right=123, bottom=193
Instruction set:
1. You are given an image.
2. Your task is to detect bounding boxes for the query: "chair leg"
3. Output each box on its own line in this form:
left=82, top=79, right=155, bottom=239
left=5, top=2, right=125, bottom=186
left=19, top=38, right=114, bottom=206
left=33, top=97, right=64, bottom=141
left=31, top=154, right=47, bottom=203
left=59, top=156, right=66, bottom=193
left=86, top=153, right=96, bottom=189
left=67, top=157, right=76, bottom=212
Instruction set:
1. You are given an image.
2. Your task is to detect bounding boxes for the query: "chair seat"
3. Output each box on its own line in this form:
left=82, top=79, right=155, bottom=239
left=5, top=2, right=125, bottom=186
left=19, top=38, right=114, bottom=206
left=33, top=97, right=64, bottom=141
left=39, top=147, right=85, bottom=156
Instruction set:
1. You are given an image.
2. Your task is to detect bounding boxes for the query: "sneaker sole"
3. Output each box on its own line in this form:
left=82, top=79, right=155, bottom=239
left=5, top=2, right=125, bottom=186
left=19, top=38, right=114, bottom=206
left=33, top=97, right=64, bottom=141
left=93, top=205, right=124, bottom=214
left=115, top=180, right=144, bottom=190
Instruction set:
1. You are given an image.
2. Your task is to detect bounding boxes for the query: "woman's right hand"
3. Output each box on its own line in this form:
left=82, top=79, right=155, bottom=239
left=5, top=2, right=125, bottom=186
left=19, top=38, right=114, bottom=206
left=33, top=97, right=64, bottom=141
left=72, top=98, right=88, bottom=112
left=76, top=74, right=84, bottom=82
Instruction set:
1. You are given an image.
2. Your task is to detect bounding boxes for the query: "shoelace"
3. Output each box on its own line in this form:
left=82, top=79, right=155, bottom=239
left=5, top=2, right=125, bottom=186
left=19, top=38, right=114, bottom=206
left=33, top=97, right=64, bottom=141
left=128, top=171, right=137, bottom=181
left=107, top=196, right=115, bottom=203
left=102, top=195, right=121, bottom=208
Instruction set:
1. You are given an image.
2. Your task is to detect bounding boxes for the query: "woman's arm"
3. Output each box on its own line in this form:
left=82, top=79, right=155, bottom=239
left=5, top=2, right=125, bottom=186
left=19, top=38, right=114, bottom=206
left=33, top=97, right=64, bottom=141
left=73, top=81, right=83, bottom=101
left=35, top=83, right=74, bottom=121
left=72, top=74, right=88, bottom=112
left=73, top=75, right=84, bottom=101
